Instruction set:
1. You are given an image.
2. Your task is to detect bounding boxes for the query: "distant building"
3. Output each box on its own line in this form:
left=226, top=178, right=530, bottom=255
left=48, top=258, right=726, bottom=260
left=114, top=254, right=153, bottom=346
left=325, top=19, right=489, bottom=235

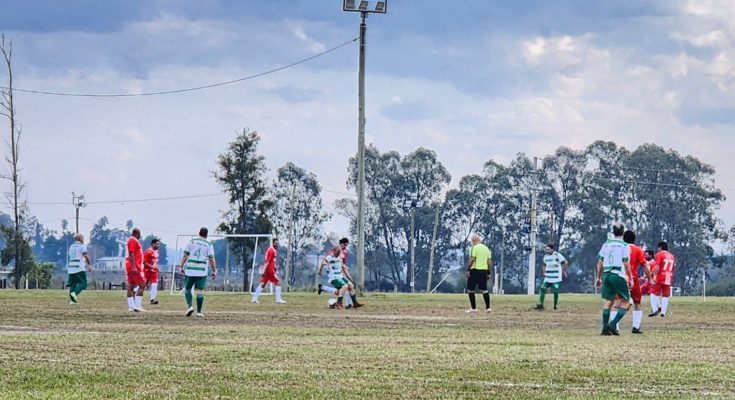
left=95, top=257, right=125, bottom=271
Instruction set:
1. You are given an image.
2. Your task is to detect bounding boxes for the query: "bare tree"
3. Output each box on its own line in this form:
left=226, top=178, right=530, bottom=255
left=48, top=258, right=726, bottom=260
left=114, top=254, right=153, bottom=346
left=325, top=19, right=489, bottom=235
left=1, top=34, right=26, bottom=288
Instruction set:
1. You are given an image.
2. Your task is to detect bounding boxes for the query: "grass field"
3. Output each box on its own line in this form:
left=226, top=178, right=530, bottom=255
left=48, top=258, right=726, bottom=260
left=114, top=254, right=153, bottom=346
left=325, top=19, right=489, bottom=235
left=0, top=291, right=734, bottom=399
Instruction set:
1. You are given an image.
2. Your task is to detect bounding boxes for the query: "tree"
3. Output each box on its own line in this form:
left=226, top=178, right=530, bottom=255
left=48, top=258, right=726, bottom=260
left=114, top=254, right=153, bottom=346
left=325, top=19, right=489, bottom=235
left=214, top=128, right=272, bottom=289
left=269, top=162, right=330, bottom=287
left=1, top=35, right=25, bottom=288
left=89, top=216, right=127, bottom=259
left=0, top=225, right=34, bottom=286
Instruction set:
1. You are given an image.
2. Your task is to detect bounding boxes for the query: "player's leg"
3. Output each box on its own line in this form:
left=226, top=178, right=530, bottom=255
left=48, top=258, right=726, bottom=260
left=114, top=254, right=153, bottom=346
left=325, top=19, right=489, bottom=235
left=649, top=283, right=661, bottom=316
left=660, top=285, right=671, bottom=317
left=67, top=273, right=80, bottom=304
left=552, top=283, right=560, bottom=310
left=335, top=280, right=348, bottom=309
left=466, top=271, right=477, bottom=312
left=195, top=277, right=206, bottom=316
left=345, top=281, right=362, bottom=308
left=609, top=297, right=620, bottom=330
left=535, top=282, right=547, bottom=309
left=477, top=270, right=490, bottom=311
left=184, top=276, right=195, bottom=316
left=251, top=276, right=267, bottom=303
left=126, top=274, right=137, bottom=311
left=318, top=283, right=338, bottom=295
left=148, top=270, right=159, bottom=304
left=134, top=276, right=145, bottom=311
left=631, top=286, right=643, bottom=333
left=600, top=274, right=615, bottom=335
left=608, top=278, right=631, bottom=335
left=273, top=275, right=286, bottom=304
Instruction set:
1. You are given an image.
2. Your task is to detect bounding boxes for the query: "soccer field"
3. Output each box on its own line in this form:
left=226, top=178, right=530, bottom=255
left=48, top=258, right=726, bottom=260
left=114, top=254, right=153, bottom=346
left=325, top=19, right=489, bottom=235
left=0, top=291, right=733, bottom=399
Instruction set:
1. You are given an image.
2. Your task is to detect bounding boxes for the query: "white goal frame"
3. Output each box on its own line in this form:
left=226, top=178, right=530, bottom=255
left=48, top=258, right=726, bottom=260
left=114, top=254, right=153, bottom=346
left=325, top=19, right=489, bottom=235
left=169, top=233, right=274, bottom=295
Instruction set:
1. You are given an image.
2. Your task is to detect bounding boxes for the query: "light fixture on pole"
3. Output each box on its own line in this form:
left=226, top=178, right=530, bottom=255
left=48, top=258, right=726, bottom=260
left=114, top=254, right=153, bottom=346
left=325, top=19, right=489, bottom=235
left=342, top=0, right=387, bottom=295
left=71, top=192, right=86, bottom=234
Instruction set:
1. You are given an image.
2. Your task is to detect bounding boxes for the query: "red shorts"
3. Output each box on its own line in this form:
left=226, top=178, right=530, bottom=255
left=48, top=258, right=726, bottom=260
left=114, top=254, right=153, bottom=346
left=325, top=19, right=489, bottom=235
left=127, top=270, right=145, bottom=287
left=260, top=269, right=280, bottom=285
left=144, top=269, right=159, bottom=285
left=630, top=284, right=642, bottom=305
left=652, top=282, right=671, bottom=297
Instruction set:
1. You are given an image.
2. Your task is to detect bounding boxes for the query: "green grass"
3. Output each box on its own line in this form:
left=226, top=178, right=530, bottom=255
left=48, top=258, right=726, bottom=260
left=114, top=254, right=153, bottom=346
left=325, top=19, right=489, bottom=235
left=0, top=291, right=733, bottom=399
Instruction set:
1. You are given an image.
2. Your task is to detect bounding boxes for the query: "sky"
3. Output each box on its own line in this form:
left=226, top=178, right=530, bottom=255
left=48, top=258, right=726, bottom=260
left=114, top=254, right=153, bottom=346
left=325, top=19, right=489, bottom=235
left=0, top=0, right=734, bottom=250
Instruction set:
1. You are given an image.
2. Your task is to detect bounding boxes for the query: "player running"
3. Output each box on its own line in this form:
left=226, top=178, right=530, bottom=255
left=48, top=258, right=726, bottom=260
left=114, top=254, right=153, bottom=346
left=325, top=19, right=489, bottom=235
left=596, top=222, right=632, bottom=336
left=465, top=233, right=492, bottom=313
left=616, top=230, right=651, bottom=334
left=251, top=238, right=286, bottom=304
left=178, top=227, right=216, bottom=317
left=318, top=245, right=362, bottom=309
left=144, top=238, right=161, bottom=305
left=66, top=233, right=92, bottom=304
left=534, top=243, right=568, bottom=310
left=649, top=241, right=675, bottom=318
left=125, top=228, right=146, bottom=312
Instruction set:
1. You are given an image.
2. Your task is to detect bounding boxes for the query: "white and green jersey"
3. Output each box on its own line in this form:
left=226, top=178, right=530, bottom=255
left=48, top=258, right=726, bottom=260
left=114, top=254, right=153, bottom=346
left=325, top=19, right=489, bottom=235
left=67, top=241, right=88, bottom=274
left=183, top=237, right=214, bottom=277
left=325, top=255, right=344, bottom=281
left=598, top=238, right=630, bottom=279
left=542, top=251, right=567, bottom=284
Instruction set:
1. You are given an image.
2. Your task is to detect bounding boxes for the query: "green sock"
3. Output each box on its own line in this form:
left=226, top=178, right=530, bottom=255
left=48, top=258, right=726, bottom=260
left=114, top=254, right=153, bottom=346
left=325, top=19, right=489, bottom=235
left=553, top=292, right=559, bottom=308
left=602, top=308, right=610, bottom=329
left=185, top=291, right=193, bottom=307
left=69, top=289, right=75, bottom=301
left=75, top=283, right=85, bottom=296
left=196, top=294, right=204, bottom=313
left=610, top=308, right=627, bottom=325
left=539, top=290, right=545, bottom=306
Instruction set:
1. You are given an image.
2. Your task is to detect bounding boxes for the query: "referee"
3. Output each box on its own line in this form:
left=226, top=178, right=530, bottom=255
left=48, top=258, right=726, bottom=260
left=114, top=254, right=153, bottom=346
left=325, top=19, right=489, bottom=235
left=466, top=233, right=493, bottom=313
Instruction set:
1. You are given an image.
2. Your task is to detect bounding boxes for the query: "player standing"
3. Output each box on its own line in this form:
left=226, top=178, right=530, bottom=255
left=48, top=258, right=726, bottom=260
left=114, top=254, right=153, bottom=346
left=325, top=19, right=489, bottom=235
left=66, top=233, right=92, bottom=304
left=125, top=228, right=146, bottom=312
left=534, top=243, right=568, bottom=310
left=144, top=238, right=161, bottom=305
left=318, top=245, right=362, bottom=309
left=178, top=227, right=216, bottom=317
left=649, top=241, right=675, bottom=317
left=251, top=238, right=286, bottom=304
left=596, top=222, right=631, bottom=336
left=465, top=233, right=492, bottom=313
left=618, top=230, right=651, bottom=334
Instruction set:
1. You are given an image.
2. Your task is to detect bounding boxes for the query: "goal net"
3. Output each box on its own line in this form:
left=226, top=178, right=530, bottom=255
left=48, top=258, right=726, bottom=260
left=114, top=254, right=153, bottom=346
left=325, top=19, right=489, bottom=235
left=169, top=233, right=274, bottom=295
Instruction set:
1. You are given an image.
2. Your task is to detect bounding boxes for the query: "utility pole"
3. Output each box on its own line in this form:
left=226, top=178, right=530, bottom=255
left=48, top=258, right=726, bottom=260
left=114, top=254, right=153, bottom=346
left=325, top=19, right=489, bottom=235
left=72, top=192, right=86, bottom=234
left=527, top=156, right=538, bottom=295
left=500, top=234, right=505, bottom=294
left=285, top=184, right=296, bottom=292
left=426, top=207, right=440, bottom=293
left=409, top=201, right=416, bottom=293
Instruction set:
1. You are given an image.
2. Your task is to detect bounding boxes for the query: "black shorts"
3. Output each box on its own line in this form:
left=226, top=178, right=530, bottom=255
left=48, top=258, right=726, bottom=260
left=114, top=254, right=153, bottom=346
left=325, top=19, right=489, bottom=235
left=467, top=269, right=489, bottom=292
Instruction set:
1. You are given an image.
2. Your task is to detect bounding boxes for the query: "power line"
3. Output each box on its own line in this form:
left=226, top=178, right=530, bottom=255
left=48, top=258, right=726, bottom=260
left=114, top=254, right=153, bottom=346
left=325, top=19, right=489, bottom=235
left=27, top=192, right=225, bottom=206
left=5, top=37, right=358, bottom=98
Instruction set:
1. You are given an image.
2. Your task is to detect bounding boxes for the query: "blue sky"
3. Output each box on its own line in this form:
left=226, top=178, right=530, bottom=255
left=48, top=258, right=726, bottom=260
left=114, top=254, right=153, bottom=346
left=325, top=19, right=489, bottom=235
left=1, top=0, right=733, bottom=247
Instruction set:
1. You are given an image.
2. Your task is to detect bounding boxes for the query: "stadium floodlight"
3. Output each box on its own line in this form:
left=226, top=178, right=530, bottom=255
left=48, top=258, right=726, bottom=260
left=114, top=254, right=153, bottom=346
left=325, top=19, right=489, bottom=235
left=342, top=0, right=387, bottom=296
left=343, top=0, right=387, bottom=14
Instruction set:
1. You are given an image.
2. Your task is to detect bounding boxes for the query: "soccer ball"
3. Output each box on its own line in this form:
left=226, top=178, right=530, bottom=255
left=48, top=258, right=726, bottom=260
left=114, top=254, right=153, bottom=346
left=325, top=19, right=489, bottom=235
left=327, top=298, right=338, bottom=309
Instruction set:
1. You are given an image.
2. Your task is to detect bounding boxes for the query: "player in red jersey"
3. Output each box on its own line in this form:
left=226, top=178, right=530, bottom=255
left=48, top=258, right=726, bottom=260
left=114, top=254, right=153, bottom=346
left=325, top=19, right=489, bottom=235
left=251, top=238, right=286, bottom=304
left=143, top=238, right=161, bottom=305
left=622, top=231, right=651, bottom=333
left=649, top=241, right=675, bottom=317
left=126, top=228, right=146, bottom=312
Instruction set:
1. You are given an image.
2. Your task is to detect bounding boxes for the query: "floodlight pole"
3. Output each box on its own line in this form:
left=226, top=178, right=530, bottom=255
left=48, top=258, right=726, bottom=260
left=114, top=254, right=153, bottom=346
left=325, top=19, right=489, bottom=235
left=72, top=192, right=86, bottom=234
left=527, top=157, right=538, bottom=295
left=356, top=11, right=367, bottom=296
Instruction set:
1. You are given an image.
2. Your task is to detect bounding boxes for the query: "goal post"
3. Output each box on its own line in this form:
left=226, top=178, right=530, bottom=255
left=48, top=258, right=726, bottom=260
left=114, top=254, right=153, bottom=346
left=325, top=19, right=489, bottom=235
left=169, top=233, right=273, bottom=295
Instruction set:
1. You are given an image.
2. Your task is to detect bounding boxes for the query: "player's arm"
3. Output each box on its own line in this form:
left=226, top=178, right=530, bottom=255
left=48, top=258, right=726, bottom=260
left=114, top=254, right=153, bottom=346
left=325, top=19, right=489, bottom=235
left=318, top=257, right=327, bottom=276
left=83, top=252, right=93, bottom=272
left=143, top=251, right=153, bottom=269
left=623, top=259, right=631, bottom=286
left=342, top=264, right=353, bottom=282
left=595, top=259, right=603, bottom=287
left=466, top=256, right=476, bottom=277
left=562, top=260, right=569, bottom=278
left=178, top=252, right=189, bottom=274
left=209, top=256, right=217, bottom=278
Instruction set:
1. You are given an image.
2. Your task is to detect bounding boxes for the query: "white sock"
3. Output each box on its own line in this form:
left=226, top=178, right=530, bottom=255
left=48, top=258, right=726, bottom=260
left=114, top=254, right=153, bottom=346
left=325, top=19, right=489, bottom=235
left=323, top=285, right=338, bottom=294
left=275, top=286, right=283, bottom=301
left=661, top=297, right=670, bottom=315
left=135, top=295, right=142, bottom=309
left=633, top=310, right=642, bottom=329
left=127, top=296, right=134, bottom=309
left=150, top=283, right=158, bottom=300
left=344, top=292, right=353, bottom=306
left=609, top=309, right=619, bottom=330
left=650, top=295, right=660, bottom=312
left=252, top=285, right=262, bottom=300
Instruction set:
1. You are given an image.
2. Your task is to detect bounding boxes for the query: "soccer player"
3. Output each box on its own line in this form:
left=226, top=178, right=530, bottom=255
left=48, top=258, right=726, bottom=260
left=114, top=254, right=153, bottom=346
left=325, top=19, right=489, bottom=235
left=125, top=228, right=146, bottom=312
left=465, top=233, right=492, bottom=313
left=144, top=238, right=161, bottom=305
left=613, top=230, right=651, bottom=334
left=318, top=245, right=362, bottom=309
left=178, top=227, right=216, bottom=317
left=251, top=238, right=286, bottom=304
left=66, top=233, right=92, bottom=304
left=317, top=238, right=354, bottom=307
left=596, top=222, right=631, bottom=336
left=649, top=241, right=675, bottom=317
left=534, top=243, right=568, bottom=310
